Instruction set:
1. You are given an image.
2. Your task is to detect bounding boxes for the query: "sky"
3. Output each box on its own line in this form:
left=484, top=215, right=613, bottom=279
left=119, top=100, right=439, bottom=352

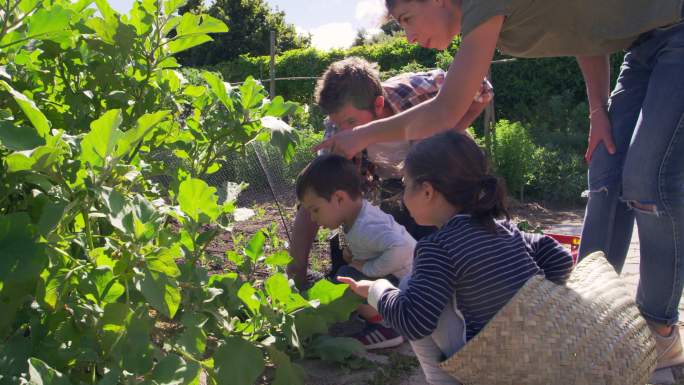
left=107, top=0, right=387, bottom=51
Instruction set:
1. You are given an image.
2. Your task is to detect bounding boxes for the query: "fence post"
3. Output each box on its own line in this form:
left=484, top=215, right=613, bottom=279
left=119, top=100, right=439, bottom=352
left=269, top=30, right=276, bottom=98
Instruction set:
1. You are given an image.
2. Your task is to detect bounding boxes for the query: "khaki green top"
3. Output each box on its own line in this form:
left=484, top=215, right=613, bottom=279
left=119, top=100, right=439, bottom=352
left=461, top=0, right=684, bottom=57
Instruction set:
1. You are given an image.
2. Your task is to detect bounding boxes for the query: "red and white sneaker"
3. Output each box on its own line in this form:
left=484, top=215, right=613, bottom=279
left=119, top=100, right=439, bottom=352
left=354, top=323, right=404, bottom=350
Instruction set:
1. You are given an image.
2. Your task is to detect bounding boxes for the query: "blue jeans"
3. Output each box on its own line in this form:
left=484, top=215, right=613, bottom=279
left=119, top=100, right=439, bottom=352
left=579, top=17, right=684, bottom=325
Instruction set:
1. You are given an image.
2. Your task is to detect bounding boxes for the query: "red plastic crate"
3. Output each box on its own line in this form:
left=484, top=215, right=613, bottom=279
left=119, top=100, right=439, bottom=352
left=545, top=233, right=580, bottom=264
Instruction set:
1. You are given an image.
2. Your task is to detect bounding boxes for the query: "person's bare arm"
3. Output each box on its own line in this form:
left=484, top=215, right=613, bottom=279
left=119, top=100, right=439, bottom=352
left=315, top=16, right=504, bottom=158
left=287, top=207, right=319, bottom=289
left=576, top=55, right=615, bottom=162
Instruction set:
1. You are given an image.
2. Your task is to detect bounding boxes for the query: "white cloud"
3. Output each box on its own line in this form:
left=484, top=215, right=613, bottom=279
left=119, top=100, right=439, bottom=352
left=355, top=0, right=386, bottom=29
left=306, top=22, right=357, bottom=51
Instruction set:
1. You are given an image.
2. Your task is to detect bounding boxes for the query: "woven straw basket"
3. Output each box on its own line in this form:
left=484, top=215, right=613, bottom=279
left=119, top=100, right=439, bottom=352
left=439, top=251, right=657, bottom=385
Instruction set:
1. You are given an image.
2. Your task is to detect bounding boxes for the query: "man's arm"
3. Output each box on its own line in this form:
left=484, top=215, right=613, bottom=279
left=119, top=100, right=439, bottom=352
left=453, top=100, right=488, bottom=132
left=576, top=55, right=616, bottom=162
left=287, top=207, right=319, bottom=289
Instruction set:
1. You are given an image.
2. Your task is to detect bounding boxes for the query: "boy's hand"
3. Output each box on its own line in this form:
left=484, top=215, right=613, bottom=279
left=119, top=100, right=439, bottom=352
left=337, top=277, right=372, bottom=299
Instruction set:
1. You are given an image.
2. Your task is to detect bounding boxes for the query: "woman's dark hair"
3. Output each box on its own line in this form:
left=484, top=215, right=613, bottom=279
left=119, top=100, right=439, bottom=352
left=404, top=131, right=509, bottom=232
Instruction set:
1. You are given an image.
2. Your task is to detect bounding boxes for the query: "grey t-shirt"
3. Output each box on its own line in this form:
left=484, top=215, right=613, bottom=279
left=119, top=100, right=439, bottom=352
left=344, top=200, right=416, bottom=278
left=461, top=0, right=684, bottom=57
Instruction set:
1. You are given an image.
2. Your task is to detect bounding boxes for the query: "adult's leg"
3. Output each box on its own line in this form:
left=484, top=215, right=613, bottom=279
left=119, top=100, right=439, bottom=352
left=578, top=49, right=650, bottom=272
left=620, top=23, right=684, bottom=325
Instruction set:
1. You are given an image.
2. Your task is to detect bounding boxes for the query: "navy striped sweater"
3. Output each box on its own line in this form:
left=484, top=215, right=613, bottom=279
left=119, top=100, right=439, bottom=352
left=373, top=215, right=574, bottom=341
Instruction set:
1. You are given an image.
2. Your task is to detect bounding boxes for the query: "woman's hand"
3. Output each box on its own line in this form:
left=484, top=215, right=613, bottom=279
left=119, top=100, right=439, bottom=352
left=585, top=108, right=616, bottom=162
left=337, top=276, right=372, bottom=299
left=314, top=126, right=370, bottom=159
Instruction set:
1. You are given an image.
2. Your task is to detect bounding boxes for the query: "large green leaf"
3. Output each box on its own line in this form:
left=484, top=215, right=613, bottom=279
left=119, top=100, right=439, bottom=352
left=80, top=109, right=123, bottom=168
left=266, top=346, right=305, bottom=385
left=26, top=6, right=74, bottom=39
left=214, top=338, right=264, bottom=385
left=89, top=268, right=125, bottom=304
left=145, top=245, right=182, bottom=278
left=163, top=0, right=188, bottom=15
left=0, top=121, right=45, bottom=150
left=99, top=187, right=128, bottom=233
left=237, top=282, right=260, bottom=316
left=264, top=273, right=291, bottom=305
left=178, top=178, right=221, bottom=223
left=150, top=354, right=201, bottom=385
left=309, top=336, right=363, bottom=363
left=0, top=213, right=47, bottom=337
left=243, top=230, right=265, bottom=263
left=27, top=357, right=73, bottom=385
left=121, top=310, right=154, bottom=374
left=167, top=35, right=213, bottom=54
left=264, top=96, right=298, bottom=117
left=115, top=111, right=170, bottom=158
left=264, top=250, right=292, bottom=268
left=140, top=269, right=181, bottom=319
left=94, top=0, right=118, bottom=21
left=5, top=140, right=65, bottom=173
left=239, top=76, right=265, bottom=110
left=294, top=281, right=361, bottom=340
left=201, top=71, right=232, bottom=110
left=126, top=0, right=153, bottom=35
left=0, top=81, right=50, bottom=138
left=85, top=17, right=117, bottom=45
left=100, top=303, right=133, bottom=352
left=177, top=325, right=207, bottom=358
left=175, top=13, right=227, bottom=37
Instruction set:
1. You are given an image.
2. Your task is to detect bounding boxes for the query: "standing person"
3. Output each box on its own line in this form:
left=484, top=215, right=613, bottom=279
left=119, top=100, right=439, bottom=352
left=318, top=0, right=684, bottom=369
left=287, top=57, right=493, bottom=289
left=340, top=132, right=574, bottom=384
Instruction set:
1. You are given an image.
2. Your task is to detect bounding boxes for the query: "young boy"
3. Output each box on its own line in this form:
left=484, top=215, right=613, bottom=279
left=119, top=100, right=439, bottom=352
left=296, top=154, right=416, bottom=349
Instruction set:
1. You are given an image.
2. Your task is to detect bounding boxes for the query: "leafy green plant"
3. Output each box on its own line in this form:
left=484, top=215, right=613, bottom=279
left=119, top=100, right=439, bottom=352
left=490, top=120, right=537, bottom=201
left=0, top=1, right=358, bottom=384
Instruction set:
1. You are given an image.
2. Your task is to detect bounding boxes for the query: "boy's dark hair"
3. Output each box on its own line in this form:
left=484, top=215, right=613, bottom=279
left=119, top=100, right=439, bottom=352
left=404, top=131, right=509, bottom=232
left=314, top=57, right=384, bottom=115
left=296, top=154, right=363, bottom=201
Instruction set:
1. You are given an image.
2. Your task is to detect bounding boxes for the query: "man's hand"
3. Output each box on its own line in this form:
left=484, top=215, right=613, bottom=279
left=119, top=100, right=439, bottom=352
left=337, top=276, right=372, bottom=299
left=585, top=108, right=616, bottom=162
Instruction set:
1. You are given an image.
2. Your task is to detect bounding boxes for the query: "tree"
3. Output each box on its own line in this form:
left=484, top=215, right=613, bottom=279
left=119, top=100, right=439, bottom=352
left=177, top=0, right=311, bottom=66
left=353, top=29, right=367, bottom=47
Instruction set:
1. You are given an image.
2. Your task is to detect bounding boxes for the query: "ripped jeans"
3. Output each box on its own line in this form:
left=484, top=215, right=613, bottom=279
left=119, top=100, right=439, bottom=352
left=579, top=19, right=684, bottom=325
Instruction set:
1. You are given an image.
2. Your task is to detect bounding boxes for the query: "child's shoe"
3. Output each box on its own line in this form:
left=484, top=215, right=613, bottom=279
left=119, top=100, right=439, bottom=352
left=650, top=324, right=684, bottom=370
left=354, top=323, right=404, bottom=350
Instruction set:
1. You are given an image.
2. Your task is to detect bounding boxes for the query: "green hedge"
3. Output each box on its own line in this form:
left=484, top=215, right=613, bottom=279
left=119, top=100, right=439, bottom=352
left=212, top=38, right=444, bottom=103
